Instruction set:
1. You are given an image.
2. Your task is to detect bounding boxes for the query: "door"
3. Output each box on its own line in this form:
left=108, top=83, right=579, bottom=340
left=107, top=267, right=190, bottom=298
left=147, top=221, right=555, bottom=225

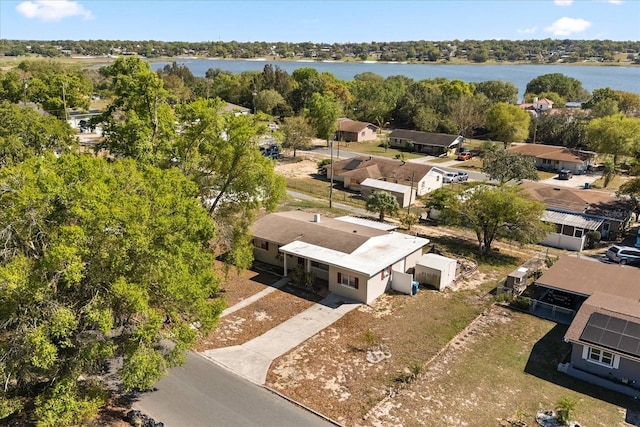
left=602, top=222, right=610, bottom=239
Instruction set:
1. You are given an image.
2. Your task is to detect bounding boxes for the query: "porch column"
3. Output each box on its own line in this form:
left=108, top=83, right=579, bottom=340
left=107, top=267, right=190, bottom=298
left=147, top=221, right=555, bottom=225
left=283, top=254, right=288, bottom=277
left=306, top=258, right=311, bottom=273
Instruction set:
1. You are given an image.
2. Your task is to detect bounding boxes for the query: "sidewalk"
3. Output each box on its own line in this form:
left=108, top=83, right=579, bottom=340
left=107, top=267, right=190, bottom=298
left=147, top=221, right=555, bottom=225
left=201, top=293, right=361, bottom=384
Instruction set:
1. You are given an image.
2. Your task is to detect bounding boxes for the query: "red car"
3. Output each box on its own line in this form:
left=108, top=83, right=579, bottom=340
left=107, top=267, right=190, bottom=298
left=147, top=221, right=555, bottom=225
left=457, top=151, right=473, bottom=161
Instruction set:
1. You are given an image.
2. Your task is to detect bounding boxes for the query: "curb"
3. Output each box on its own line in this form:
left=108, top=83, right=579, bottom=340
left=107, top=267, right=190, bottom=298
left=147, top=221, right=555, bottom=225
left=262, top=385, right=345, bottom=427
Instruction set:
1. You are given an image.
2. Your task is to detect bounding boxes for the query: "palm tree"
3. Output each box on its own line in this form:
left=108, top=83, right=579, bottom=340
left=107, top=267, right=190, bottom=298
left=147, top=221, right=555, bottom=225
left=366, top=191, right=399, bottom=221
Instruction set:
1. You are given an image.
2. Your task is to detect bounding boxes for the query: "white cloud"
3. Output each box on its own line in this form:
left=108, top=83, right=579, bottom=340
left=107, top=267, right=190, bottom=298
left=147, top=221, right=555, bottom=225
left=517, top=26, right=538, bottom=35
left=544, top=17, right=591, bottom=36
left=606, top=0, right=623, bottom=4
left=16, top=0, right=94, bottom=22
left=554, top=0, right=574, bottom=6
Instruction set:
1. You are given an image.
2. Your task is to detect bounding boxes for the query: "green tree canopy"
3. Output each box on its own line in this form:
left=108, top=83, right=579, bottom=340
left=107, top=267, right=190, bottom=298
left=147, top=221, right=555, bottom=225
left=474, top=80, right=518, bottom=104
left=617, top=178, right=640, bottom=221
left=366, top=191, right=400, bottom=221
left=586, top=113, right=640, bottom=166
left=481, top=148, right=539, bottom=184
left=486, top=102, right=531, bottom=145
left=0, top=154, right=223, bottom=424
left=280, top=115, right=314, bottom=157
left=306, top=92, right=341, bottom=142
left=525, top=73, right=588, bottom=101
left=0, top=101, right=76, bottom=168
left=426, top=184, right=550, bottom=255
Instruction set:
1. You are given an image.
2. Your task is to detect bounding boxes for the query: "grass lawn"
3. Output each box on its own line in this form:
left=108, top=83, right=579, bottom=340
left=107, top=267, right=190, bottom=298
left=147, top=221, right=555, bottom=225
left=341, top=139, right=424, bottom=160
left=369, top=308, right=640, bottom=426
left=284, top=176, right=367, bottom=209
left=589, top=174, right=627, bottom=191
left=537, top=170, right=558, bottom=180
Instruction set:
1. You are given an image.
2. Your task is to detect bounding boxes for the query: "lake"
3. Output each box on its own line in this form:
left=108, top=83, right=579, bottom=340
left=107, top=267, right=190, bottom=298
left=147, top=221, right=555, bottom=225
left=150, top=59, right=640, bottom=100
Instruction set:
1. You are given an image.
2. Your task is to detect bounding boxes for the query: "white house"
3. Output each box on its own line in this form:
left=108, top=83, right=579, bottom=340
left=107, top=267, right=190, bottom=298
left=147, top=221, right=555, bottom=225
left=251, top=211, right=430, bottom=304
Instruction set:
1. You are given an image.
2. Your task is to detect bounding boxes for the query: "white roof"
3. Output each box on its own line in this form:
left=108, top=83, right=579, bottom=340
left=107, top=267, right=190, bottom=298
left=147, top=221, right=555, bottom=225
left=360, top=178, right=412, bottom=194
left=417, top=253, right=457, bottom=270
left=280, top=232, right=429, bottom=277
left=542, top=210, right=604, bottom=230
left=335, top=216, right=398, bottom=231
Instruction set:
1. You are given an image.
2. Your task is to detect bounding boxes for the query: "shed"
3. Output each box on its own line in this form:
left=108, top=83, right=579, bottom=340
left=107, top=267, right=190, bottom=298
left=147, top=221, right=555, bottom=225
left=502, top=267, right=529, bottom=296
left=360, top=178, right=414, bottom=208
left=414, top=253, right=457, bottom=291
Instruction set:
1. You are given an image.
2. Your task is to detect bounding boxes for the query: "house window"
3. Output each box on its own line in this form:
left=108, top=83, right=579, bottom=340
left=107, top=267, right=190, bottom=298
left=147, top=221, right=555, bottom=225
left=574, top=228, right=584, bottom=238
left=337, top=272, right=359, bottom=289
left=253, top=239, right=269, bottom=250
left=311, top=261, right=329, bottom=271
left=588, top=347, right=614, bottom=367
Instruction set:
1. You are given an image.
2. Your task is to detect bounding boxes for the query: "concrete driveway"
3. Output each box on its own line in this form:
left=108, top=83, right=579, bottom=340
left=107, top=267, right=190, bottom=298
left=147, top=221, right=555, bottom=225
left=540, top=172, right=600, bottom=189
left=201, top=293, right=360, bottom=384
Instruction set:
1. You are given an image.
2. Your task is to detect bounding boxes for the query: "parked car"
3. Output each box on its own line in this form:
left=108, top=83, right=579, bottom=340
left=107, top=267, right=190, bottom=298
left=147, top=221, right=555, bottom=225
left=455, top=171, right=469, bottom=182
left=443, top=172, right=459, bottom=183
left=457, top=151, right=473, bottom=161
left=558, top=169, right=573, bottom=180
left=606, top=245, right=640, bottom=266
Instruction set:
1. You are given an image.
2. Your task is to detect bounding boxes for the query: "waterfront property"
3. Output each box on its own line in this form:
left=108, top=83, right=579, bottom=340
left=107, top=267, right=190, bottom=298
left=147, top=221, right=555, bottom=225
left=251, top=211, right=429, bottom=304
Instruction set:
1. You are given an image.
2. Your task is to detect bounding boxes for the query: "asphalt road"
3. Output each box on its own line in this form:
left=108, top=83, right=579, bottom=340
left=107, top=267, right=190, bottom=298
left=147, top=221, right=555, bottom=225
left=134, top=352, right=333, bottom=427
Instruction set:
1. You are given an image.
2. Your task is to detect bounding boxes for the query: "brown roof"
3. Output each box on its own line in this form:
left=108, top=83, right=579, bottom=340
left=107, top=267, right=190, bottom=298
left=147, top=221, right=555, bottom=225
left=331, top=156, right=434, bottom=182
left=388, top=129, right=461, bottom=147
left=507, top=144, right=586, bottom=163
left=338, top=119, right=378, bottom=133
left=520, top=181, right=628, bottom=215
left=535, top=256, right=640, bottom=300
left=251, top=211, right=387, bottom=254
left=341, top=164, right=383, bottom=181
left=565, top=292, right=640, bottom=360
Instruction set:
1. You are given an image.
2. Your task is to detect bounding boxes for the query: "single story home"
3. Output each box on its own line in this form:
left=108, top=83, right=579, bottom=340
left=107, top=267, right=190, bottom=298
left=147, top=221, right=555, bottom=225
left=335, top=118, right=379, bottom=142
left=507, top=143, right=595, bottom=174
left=521, top=181, right=632, bottom=250
left=518, top=97, right=554, bottom=114
left=251, top=211, right=430, bottom=304
left=360, top=178, right=414, bottom=208
left=326, top=156, right=445, bottom=196
left=222, top=102, right=251, bottom=115
left=530, top=256, right=640, bottom=398
left=67, top=109, right=102, bottom=129
left=387, top=129, right=463, bottom=156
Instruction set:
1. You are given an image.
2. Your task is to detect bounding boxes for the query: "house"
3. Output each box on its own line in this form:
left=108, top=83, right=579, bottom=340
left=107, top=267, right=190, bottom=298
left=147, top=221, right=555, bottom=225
left=67, top=109, right=102, bottom=129
left=360, top=178, right=414, bottom=208
left=251, top=211, right=429, bottom=304
left=507, top=143, right=594, bottom=174
left=221, top=102, right=251, bottom=115
left=518, top=97, right=554, bottom=115
left=521, top=181, right=632, bottom=250
left=335, top=118, right=379, bottom=142
left=387, top=129, right=463, bottom=156
left=530, top=256, right=640, bottom=398
left=326, top=156, right=445, bottom=196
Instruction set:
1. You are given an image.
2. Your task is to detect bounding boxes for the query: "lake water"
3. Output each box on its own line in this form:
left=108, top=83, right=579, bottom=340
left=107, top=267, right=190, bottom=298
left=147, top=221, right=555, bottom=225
left=150, top=59, right=640, bottom=100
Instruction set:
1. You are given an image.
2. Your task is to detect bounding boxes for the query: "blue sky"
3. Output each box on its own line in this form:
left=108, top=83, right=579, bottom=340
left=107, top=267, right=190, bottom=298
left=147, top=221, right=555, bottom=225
left=1, top=0, right=638, bottom=43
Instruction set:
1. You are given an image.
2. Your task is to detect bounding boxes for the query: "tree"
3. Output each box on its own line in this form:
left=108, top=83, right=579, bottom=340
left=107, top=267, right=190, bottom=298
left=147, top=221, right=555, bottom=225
left=475, top=80, right=518, bottom=104
left=525, top=73, right=588, bottom=101
left=426, top=184, right=550, bottom=255
left=0, top=101, right=76, bottom=168
left=586, top=114, right=640, bottom=167
left=618, top=177, right=640, bottom=221
left=306, top=92, right=341, bottom=143
left=531, top=110, right=589, bottom=148
left=280, top=115, right=314, bottom=157
left=366, top=191, right=399, bottom=221
left=254, top=89, right=286, bottom=115
left=95, top=57, right=175, bottom=164
left=481, top=148, right=539, bottom=184
left=447, top=94, right=488, bottom=137
left=0, top=154, right=223, bottom=424
left=486, top=102, right=531, bottom=145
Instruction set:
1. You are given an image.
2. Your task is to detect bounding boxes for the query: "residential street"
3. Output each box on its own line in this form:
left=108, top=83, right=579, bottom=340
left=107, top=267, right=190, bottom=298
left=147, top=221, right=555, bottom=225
left=133, top=352, right=333, bottom=427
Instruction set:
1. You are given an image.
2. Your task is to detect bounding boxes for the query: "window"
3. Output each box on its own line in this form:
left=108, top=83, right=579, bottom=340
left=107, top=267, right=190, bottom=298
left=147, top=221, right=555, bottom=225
left=253, top=239, right=269, bottom=250
left=588, top=347, right=614, bottom=367
left=311, top=261, right=329, bottom=271
left=574, top=228, right=583, bottom=238
left=337, top=272, right=359, bottom=289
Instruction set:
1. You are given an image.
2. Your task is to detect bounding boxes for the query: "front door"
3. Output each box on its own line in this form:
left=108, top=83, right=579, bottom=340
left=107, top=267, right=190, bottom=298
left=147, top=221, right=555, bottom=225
left=602, top=222, right=610, bottom=239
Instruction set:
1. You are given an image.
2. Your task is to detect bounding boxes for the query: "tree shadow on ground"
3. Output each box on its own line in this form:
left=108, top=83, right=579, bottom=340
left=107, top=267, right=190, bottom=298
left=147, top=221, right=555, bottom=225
left=426, top=233, right=520, bottom=267
left=524, top=322, right=640, bottom=419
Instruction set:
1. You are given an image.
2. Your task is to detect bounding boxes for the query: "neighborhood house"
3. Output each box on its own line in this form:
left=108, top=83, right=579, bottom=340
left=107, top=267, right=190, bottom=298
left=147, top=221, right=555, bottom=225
left=251, top=211, right=430, bottom=304
left=335, top=118, right=379, bottom=142
left=387, top=129, right=464, bottom=156
left=507, top=143, right=595, bottom=175
left=521, top=181, right=632, bottom=251
left=326, top=156, right=445, bottom=196
left=530, top=256, right=640, bottom=399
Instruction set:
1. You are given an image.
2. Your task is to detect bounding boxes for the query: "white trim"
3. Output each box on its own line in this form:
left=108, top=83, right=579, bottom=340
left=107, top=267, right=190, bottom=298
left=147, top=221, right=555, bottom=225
left=581, top=346, right=589, bottom=359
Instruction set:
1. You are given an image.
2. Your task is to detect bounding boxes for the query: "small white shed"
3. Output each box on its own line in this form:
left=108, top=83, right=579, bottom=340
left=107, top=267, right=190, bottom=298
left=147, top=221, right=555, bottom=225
left=414, top=253, right=457, bottom=291
left=360, top=178, right=414, bottom=208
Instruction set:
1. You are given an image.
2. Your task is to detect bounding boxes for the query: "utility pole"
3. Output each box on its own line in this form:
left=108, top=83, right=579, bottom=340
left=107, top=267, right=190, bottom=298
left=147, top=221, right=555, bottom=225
left=62, top=81, right=69, bottom=121
left=407, top=172, right=415, bottom=216
left=329, top=139, right=334, bottom=208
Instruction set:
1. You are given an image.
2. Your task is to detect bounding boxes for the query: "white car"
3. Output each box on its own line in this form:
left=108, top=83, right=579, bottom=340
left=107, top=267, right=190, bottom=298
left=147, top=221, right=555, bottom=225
left=443, top=172, right=459, bottom=183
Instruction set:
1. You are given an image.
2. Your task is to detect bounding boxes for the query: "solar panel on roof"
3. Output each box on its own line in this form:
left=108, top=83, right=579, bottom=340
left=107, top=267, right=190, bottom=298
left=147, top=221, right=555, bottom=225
left=580, top=313, right=640, bottom=358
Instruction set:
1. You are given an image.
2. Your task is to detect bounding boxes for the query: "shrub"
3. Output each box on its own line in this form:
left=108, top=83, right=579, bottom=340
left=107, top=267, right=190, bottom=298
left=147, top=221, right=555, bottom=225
left=555, top=396, right=577, bottom=426
left=586, top=230, right=601, bottom=249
